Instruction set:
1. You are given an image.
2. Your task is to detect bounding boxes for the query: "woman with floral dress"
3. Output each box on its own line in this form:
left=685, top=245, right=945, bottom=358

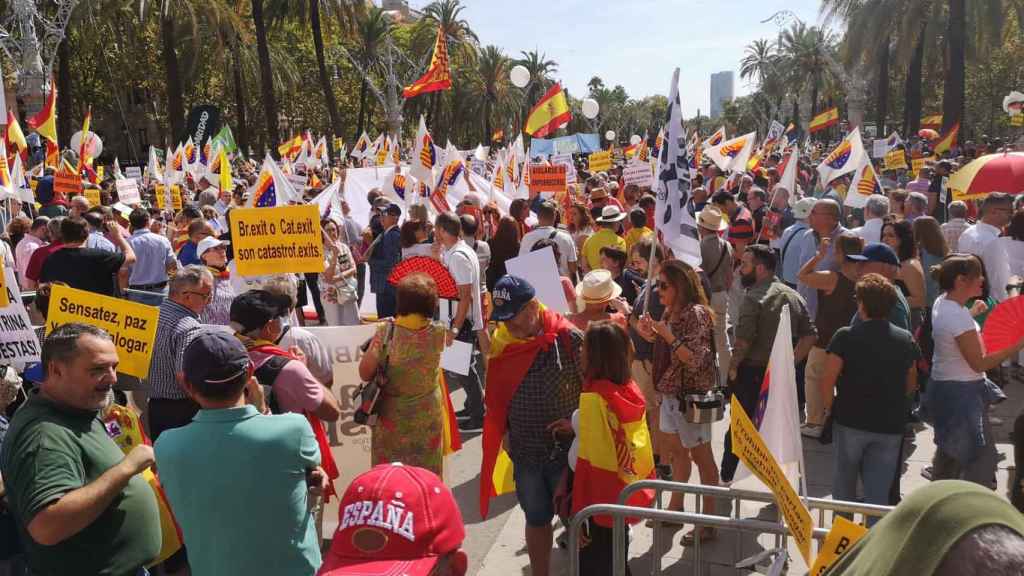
left=358, top=273, right=450, bottom=474
left=319, top=218, right=360, bottom=326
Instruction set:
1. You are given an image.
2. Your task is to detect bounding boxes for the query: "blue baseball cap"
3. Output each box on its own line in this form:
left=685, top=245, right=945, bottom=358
left=183, top=330, right=251, bottom=388
left=846, top=242, right=901, bottom=267
left=490, top=275, right=536, bottom=322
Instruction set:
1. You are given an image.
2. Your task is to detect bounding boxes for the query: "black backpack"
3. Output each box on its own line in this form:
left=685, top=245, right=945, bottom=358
left=253, top=355, right=291, bottom=414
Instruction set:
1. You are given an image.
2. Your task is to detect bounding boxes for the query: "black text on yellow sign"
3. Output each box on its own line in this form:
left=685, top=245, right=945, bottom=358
left=230, top=204, right=325, bottom=276
left=528, top=164, right=567, bottom=194
left=730, top=396, right=813, bottom=565
left=45, top=285, right=160, bottom=378
left=808, top=516, right=868, bottom=575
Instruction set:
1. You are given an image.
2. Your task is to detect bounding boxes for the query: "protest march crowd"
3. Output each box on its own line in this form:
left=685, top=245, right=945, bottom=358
left=1, top=10, right=1024, bottom=576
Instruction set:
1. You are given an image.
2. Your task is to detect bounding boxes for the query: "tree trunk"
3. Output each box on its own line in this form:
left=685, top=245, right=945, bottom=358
left=56, top=36, right=72, bottom=151
left=310, top=0, right=341, bottom=156
left=160, top=14, right=185, bottom=143
left=942, top=0, right=966, bottom=134
left=483, top=98, right=491, bottom=145
left=230, top=38, right=250, bottom=156
left=355, top=77, right=369, bottom=141
left=903, top=24, right=927, bottom=136
left=875, top=37, right=890, bottom=136
left=251, top=0, right=280, bottom=156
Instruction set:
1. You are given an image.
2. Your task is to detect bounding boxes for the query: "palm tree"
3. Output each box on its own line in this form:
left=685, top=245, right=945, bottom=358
left=251, top=0, right=280, bottom=155
left=475, top=45, right=508, bottom=144
left=351, top=5, right=392, bottom=140
left=515, top=49, right=558, bottom=109
left=268, top=0, right=362, bottom=153
left=778, top=21, right=836, bottom=125
left=740, top=38, right=781, bottom=127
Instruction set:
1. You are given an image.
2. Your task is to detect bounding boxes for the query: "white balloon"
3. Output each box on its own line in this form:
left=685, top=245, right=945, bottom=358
left=70, top=131, right=103, bottom=158
left=510, top=65, right=531, bottom=88
left=605, top=131, right=616, bottom=141
left=630, top=134, right=642, bottom=146
left=581, top=98, right=599, bottom=119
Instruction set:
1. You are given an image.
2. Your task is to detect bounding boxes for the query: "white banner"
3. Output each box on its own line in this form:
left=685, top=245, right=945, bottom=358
left=623, top=161, right=654, bottom=187
left=871, top=139, right=888, bottom=159
left=115, top=178, right=142, bottom=205
left=125, top=166, right=142, bottom=180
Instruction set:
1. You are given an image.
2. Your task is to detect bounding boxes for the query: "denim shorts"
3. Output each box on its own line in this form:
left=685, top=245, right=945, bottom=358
left=513, top=458, right=566, bottom=527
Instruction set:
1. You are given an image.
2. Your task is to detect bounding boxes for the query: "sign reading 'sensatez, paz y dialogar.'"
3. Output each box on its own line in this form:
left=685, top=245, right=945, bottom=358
left=230, top=205, right=325, bottom=277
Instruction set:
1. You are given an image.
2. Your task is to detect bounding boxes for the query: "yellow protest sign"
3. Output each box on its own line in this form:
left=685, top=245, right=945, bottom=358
left=809, top=517, right=868, bottom=575
left=730, top=396, right=813, bottom=565
left=528, top=164, right=567, bottom=194
left=84, top=189, right=101, bottom=207
left=230, top=204, right=325, bottom=276
left=171, top=184, right=182, bottom=211
left=1012, top=115, right=1024, bottom=127
left=155, top=184, right=167, bottom=209
left=46, top=285, right=160, bottom=378
left=588, top=150, right=612, bottom=172
left=97, top=165, right=105, bottom=181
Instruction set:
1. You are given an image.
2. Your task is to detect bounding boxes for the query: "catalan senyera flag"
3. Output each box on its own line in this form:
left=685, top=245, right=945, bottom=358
left=921, top=114, right=943, bottom=130
left=6, top=111, right=26, bottom=157
left=402, top=26, right=452, bottom=98
left=350, top=131, right=372, bottom=159
left=77, top=107, right=93, bottom=173
left=702, top=126, right=726, bottom=150
left=817, top=127, right=867, bottom=184
left=571, top=379, right=655, bottom=527
left=45, top=140, right=59, bottom=169
left=27, top=79, right=58, bottom=144
left=277, top=135, right=303, bottom=159
left=933, top=122, right=960, bottom=155
left=410, top=116, right=436, bottom=186
left=808, top=107, right=840, bottom=134
left=845, top=159, right=883, bottom=209
left=524, top=83, right=572, bottom=138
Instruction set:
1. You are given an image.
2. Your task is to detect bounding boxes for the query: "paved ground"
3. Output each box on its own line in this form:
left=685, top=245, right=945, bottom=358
left=440, top=377, right=1023, bottom=576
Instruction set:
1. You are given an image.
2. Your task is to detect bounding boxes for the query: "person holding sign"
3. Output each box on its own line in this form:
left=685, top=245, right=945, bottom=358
left=40, top=217, right=136, bottom=297
left=0, top=324, right=162, bottom=575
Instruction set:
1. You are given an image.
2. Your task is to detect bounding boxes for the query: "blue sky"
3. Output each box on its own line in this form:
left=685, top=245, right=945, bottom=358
left=428, top=0, right=826, bottom=118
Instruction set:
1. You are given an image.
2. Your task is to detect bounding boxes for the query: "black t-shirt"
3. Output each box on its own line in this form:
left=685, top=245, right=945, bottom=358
left=40, top=246, right=125, bottom=296
left=827, top=319, right=921, bottom=434
left=617, top=269, right=643, bottom=306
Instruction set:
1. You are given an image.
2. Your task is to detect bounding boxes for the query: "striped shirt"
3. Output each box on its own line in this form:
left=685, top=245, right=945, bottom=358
left=147, top=300, right=202, bottom=400
left=726, top=206, right=754, bottom=249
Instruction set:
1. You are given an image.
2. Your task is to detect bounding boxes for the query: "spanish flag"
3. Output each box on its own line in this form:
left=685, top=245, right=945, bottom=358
left=77, top=107, right=93, bottom=173
left=921, top=114, right=943, bottom=130
left=933, top=122, right=960, bottom=155
left=402, top=26, right=452, bottom=98
left=571, top=379, right=655, bottom=527
left=6, top=111, right=26, bottom=157
left=27, top=79, right=58, bottom=144
left=524, top=83, right=572, bottom=138
left=808, top=107, right=840, bottom=134
left=277, top=134, right=303, bottom=159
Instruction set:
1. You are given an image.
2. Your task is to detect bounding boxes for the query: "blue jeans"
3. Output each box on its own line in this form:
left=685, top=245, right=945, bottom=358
left=127, top=287, right=167, bottom=307
left=513, top=459, right=566, bottom=527
left=832, top=422, right=902, bottom=521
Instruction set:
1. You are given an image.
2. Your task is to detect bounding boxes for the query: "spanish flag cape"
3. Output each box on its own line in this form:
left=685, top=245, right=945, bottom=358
left=240, top=337, right=340, bottom=500
left=479, top=306, right=575, bottom=519
left=571, top=379, right=656, bottom=527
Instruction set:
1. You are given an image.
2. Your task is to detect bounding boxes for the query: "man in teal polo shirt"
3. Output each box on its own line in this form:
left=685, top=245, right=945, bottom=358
left=1, top=323, right=161, bottom=576
left=154, top=330, right=323, bottom=576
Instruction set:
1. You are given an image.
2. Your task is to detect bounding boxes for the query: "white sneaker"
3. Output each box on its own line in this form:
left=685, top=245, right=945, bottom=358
left=800, top=424, right=823, bottom=438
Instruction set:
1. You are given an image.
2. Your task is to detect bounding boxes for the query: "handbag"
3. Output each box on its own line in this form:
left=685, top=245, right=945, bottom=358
left=352, top=321, right=395, bottom=426
left=680, top=315, right=726, bottom=424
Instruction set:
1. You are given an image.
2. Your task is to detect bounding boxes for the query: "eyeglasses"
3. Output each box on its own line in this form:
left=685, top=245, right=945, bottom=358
left=185, top=290, right=212, bottom=301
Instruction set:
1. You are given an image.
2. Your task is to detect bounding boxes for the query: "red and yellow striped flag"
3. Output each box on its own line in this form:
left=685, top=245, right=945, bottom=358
left=27, top=79, right=58, bottom=144
left=6, top=111, right=26, bottom=156
left=571, top=379, right=655, bottom=527
left=808, top=107, right=839, bottom=134
left=402, top=26, right=452, bottom=98
left=524, top=83, right=572, bottom=138
left=933, top=122, right=960, bottom=155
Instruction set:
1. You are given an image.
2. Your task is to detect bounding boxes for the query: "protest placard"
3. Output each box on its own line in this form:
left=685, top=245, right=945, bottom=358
left=623, top=161, right=654, bottom=187
left=301, top=324, right=376, bottom=534
left=550, top=153, right=576, bottom=184
left=171, top=184, right=182, bottom=211
left=588, top=150, right=612, bottom=172
left=505, top=246, right=570, bottom=314
left=730, top=396, right=813, bottom=565
left=230, top=204, right=325, bottom=276
left=46, top=285, right=160, bottom=378
left=0, top=267, right=39, bottom=365
left=84, top=189, right=101, bottom=207
left=809, top=516, right=868, bottom=575
left=871, top=139, right=888, bottom=158
left=116, top=178, right=142, bottom=205
left=53, top=169, right=82, bottom=195
left=528, top=164, right=567, bottom=194
left=125, top=166, right=142, bottom=179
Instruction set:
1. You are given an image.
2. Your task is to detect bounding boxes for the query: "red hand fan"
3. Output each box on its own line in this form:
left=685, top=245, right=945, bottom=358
left=387, top=256, right=459, bottom=299
left=982, top=295, right=1024, bottom=354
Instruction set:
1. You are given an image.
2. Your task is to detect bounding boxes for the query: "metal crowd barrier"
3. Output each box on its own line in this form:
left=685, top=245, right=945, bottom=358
left=567, top=481, right=893, bottom=576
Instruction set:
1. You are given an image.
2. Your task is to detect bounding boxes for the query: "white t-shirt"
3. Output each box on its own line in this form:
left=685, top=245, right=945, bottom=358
left=443, top=240, right=483, bottom=331
left=931, top=295, right=984, bottom=382
left=519, top=226, right=577, bottom=276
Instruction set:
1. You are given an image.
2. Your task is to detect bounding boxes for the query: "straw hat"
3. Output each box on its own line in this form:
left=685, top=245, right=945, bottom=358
left=575, top=269, right=622, bottom=310
left=595, top=205, right=627, bottom=223
left=590, top=186, right=610, bottom=200
left=696, top=206, right=729, bottom=232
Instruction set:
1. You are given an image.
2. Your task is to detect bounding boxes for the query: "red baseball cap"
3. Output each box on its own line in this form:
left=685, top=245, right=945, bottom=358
left=318, top=463, right=466, bottom=576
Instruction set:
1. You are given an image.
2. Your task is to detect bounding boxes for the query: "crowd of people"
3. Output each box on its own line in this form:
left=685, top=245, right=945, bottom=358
left=0, top=132, right=1023, bottom=576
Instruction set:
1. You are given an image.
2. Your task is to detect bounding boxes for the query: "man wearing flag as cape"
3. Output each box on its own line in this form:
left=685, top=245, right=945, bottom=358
left=478, top=275, right=583, bottom=576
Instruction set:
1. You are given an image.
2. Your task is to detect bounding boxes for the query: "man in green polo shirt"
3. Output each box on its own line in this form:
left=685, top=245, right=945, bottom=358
left=1, top=323, right=161, bottom=576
